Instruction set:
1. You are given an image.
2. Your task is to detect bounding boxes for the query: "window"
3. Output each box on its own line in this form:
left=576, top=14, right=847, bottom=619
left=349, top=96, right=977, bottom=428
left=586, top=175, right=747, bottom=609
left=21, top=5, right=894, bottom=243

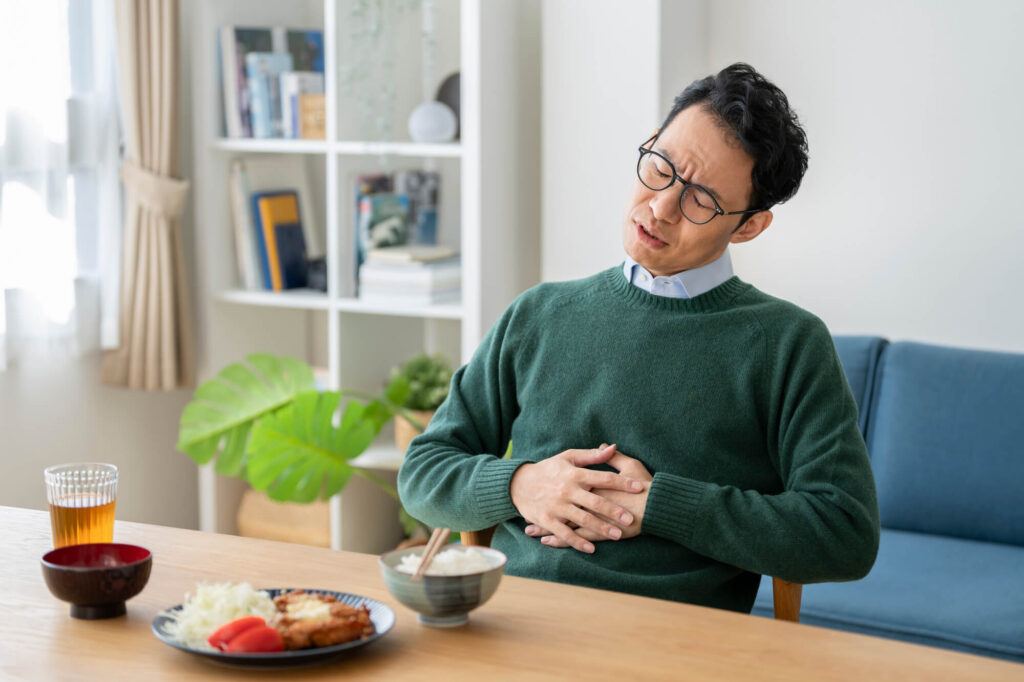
left=0, top=0, right=120, bottom=369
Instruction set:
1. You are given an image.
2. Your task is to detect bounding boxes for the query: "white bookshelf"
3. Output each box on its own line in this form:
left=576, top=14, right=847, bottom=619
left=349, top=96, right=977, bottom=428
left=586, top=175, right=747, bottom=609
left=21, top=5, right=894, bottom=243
left=189, top=0, right=539, bottom=553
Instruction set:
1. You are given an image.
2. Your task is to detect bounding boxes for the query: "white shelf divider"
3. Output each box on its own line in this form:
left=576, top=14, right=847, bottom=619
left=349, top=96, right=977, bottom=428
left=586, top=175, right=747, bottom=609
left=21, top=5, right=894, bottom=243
left=210, top=138, right=461, bottom=158
left=350, top=440, right=405, bottom=472
left=215, top=289, right=332, bottom=310
left=211, top=138, right=330, bottom=154
left=332, top=140, right=462, bottom=158
left=334, top=298, right=465, bottom=320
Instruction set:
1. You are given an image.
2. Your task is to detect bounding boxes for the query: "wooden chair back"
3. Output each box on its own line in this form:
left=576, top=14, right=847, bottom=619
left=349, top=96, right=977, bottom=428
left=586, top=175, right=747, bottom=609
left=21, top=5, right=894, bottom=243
left=460, top=528, right=802, bottom=622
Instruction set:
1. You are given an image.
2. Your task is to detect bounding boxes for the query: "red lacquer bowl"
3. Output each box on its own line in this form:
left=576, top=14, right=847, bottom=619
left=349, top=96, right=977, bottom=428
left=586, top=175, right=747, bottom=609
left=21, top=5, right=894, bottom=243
left=41, top=543, right=152, bottom=619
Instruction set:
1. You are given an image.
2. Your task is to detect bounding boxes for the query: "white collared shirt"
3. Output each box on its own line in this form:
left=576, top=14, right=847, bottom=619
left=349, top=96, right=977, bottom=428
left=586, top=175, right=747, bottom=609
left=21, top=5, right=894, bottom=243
left=622, top=249, right=734, bottom=299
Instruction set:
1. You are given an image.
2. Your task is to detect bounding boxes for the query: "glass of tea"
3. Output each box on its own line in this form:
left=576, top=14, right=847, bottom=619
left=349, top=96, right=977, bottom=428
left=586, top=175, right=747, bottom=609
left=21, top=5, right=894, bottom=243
left=44, top=463, right=118, bottom=548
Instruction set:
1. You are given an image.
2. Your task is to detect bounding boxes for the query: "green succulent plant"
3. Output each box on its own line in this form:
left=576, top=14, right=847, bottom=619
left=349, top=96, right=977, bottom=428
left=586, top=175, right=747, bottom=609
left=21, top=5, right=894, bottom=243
left=390, top=353, right=453, bottom=411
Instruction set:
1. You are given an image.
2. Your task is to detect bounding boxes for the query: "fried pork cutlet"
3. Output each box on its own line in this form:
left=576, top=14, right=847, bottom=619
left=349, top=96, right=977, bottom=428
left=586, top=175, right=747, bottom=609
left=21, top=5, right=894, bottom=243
left=272, top=590, right=375, bottom=650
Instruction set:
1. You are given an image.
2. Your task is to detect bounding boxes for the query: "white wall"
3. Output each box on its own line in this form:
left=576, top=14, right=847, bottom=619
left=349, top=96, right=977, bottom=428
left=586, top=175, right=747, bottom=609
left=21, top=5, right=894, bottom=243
left=541, top=0, right=662, bottom=282
left=707, top=0, right=1024, bottom=352
left=0, top=356, right=198, bottom=528
left=542, top=0, right=1024, bottom=353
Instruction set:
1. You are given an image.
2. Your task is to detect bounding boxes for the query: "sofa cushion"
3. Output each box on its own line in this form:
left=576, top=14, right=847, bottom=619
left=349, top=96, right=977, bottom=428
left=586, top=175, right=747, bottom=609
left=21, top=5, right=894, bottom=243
left=866, top=341, right=1024, bottom=545
left=832, top=336, right=887, bottom=435
left=752, top=529, right=1024, bottom=662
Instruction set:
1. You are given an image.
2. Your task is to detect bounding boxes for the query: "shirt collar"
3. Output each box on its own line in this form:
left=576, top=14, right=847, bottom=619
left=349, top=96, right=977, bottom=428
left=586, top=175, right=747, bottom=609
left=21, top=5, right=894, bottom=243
left=622, top=249, right=734, bottom=299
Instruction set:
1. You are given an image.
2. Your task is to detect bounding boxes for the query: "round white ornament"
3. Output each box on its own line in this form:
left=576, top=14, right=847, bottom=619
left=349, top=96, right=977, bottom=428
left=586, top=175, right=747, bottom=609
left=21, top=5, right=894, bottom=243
left=408, top=101, right=457, bottom=143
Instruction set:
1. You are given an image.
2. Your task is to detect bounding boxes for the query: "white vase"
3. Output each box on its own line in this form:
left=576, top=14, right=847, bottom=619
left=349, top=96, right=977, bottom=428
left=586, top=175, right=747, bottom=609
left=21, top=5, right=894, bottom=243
left=408, top=101, right=457, bottom=143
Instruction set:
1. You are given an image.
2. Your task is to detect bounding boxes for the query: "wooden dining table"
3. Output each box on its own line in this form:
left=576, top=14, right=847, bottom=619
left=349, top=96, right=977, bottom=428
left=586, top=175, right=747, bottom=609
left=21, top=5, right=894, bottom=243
left=2, top=505, right=1021, bottom=681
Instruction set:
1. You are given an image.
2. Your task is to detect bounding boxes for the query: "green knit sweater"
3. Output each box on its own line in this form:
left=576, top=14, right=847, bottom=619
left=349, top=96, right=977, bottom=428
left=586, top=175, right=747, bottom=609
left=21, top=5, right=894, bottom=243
left=397, top=268, right=880, bottom=612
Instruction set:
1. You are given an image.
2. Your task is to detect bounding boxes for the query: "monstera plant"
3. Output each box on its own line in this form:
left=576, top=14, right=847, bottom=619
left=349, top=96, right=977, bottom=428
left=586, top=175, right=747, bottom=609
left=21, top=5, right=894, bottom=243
left=176, top=354, right=418, bottom=528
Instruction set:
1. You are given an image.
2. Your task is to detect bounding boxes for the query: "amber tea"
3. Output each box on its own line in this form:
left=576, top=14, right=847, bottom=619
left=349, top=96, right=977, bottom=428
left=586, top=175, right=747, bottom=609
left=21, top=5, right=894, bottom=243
left=44, top=463, right=118, bottom=548
left=49, top=498, right=116, bottom=548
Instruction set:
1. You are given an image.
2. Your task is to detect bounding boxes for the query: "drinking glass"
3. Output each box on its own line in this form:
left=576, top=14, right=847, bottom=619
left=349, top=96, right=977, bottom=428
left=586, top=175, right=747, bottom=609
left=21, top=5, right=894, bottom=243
left=44, top=463, right=118, bottom=548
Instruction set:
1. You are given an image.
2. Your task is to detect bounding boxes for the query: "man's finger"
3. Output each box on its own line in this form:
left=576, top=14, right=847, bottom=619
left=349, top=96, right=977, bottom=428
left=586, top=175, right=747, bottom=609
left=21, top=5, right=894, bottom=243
left=539, top=515, right=596, bottom=553
left=573, top=489, right=634, bottom=527
left=577, top=468, right=644, bottom=493
left=540, top=525, right=605, bottom=548
left=563, top=505, right=622, bottom=541
left=606, top=451, right=652, bottom=478
left=569, top=443, right=617, bottom=467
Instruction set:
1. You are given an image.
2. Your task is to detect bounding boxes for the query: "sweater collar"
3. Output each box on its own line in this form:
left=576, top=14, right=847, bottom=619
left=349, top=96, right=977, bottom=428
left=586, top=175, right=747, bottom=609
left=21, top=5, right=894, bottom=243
left=622, top=249, right=734, bottom=299
left=605, top=266, right=749, bottom=313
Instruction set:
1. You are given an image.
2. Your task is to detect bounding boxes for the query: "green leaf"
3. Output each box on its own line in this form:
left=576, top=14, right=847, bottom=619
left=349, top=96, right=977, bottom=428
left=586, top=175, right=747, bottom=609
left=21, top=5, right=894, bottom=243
left=214, top=424, right=250, bottom=476
left=177, top=354, right=315, bottom=474
left=246, top=391, right=385, bottom=502
left=384, top=374, right=411, bottom=407
left=185, top=434, right=221, bottom=465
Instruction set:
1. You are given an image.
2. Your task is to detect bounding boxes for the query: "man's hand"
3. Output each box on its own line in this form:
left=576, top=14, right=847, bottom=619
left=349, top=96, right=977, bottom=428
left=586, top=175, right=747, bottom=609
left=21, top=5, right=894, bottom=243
left=524, top=446, right=653, bottom=548
left=509, top=444, right=645, bottom=554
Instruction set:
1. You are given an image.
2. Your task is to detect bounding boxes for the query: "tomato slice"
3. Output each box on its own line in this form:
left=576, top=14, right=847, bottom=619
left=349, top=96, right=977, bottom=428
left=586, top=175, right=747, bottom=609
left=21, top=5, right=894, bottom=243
left=224, top=625, right=286, bottom=653
left=207, top=615, right=266, bottom=651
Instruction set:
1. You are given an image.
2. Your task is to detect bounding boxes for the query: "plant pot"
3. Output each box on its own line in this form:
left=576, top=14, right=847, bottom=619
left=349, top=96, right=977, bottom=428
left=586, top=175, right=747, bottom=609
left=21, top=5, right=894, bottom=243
left=395, top=409, right=435, bottom=454
left=236, top=488, right=330, bottom=547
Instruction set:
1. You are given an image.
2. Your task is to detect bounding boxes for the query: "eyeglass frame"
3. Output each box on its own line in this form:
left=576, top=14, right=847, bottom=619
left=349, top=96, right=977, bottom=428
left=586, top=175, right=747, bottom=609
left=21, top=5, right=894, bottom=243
left=636, top=134, right=765, bottom=225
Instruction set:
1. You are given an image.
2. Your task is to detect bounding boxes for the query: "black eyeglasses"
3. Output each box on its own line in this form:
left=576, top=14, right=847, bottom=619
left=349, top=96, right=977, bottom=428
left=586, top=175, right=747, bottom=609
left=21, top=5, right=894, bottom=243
left=636, top=134, right=764, bottom=225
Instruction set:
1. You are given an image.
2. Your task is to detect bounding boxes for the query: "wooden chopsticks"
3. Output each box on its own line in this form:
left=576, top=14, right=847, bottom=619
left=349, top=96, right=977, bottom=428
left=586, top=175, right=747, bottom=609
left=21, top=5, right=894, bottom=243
left=412, top=526, right=450, bottom=581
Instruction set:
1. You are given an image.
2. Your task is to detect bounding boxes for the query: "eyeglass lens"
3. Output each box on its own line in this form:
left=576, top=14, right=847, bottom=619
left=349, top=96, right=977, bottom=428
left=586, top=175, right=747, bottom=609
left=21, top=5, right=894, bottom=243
left=637, top=151, right=717, bottom=224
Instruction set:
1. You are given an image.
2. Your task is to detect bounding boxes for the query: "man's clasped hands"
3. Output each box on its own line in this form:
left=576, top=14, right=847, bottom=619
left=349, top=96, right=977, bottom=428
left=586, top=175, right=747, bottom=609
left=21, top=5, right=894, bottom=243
left=510, top=444, right=652, bottom=553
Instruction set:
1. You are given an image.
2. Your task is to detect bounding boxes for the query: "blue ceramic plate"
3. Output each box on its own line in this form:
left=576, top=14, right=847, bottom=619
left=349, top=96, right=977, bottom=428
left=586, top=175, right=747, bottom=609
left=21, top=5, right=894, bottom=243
left=151, top=588, right=395, bottom=668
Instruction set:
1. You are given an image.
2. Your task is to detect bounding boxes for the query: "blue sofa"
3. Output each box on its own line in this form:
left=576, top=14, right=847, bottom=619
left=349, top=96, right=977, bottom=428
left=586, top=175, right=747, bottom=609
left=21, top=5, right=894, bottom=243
left=751, top=337, right=1024, bottom=662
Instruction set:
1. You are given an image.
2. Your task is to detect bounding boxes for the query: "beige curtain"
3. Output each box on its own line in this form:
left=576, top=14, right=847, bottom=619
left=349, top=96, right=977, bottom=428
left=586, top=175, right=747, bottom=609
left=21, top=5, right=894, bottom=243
left=102, top=0, right=193, bottom=390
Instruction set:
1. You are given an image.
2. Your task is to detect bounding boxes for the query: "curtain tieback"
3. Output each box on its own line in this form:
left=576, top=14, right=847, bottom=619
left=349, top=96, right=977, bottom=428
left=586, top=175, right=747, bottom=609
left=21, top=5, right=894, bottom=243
left=120, top=159, right=190, bottom=219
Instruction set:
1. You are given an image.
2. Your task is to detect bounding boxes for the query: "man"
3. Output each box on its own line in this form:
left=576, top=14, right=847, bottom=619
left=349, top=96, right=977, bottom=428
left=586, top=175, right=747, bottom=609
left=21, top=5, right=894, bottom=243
left=397, top=63, right=879, bottom=613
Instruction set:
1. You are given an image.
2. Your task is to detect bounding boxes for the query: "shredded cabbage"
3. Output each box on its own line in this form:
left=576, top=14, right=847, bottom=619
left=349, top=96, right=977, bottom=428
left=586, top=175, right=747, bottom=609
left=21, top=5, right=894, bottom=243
left=163, top=582, right=277, bottom=651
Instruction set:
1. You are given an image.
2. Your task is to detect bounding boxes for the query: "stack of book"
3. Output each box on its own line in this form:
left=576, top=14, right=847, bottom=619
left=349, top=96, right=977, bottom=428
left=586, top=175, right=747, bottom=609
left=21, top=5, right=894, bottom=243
left=353, top=170, right=441, bottom=290
left=219, top=26, right=325, bottom=139
left=358, top=246, right=461, bottom=307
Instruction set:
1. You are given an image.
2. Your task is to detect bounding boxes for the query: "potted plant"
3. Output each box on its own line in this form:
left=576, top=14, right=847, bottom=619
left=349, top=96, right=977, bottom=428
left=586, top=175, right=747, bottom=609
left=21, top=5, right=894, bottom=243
left=390, top=353, right=454, bottom=454
left=176, top=353, right=421, bottom=545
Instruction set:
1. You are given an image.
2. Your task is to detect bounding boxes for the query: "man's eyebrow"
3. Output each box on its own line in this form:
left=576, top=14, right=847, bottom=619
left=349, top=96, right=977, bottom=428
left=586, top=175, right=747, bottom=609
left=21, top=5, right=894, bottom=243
left=654, top=145, right=725, bottom=204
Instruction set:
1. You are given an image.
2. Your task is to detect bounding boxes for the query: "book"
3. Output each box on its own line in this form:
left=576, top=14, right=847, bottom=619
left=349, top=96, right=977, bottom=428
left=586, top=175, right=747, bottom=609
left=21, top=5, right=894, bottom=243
left=283, top=29, right=324, bottom=73
left=253, top=191, right=303, bottom=291
left=357, top=287, right=461, bottom=307
left=298, top=93, right=326, bottom=140
left=244, top=156, right=323, bottom=259
left=246, top=52, right=294, bottom=138
left=394, top=171, right=440, bottom=244
left=357, top=194, right=409, bottom=260
left=359, top=258, right=462, bottom=288
left=353, top=174, right=394, bottom=289
left=280, top=72, right=324, bottom=139
left=217, top=27, right=323, bottom=138
left=227, top=159, right=263, bottom=289
left=272, top=222, right=309, bottom=289
left=366, top=244, right=456, bottom=264
left=219, top=27, right=273, bottom=138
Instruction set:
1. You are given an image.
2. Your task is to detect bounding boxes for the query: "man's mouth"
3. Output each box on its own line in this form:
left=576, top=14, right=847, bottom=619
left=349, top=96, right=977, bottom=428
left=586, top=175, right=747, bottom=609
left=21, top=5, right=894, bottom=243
left=636, top=222, right=668, bottom=247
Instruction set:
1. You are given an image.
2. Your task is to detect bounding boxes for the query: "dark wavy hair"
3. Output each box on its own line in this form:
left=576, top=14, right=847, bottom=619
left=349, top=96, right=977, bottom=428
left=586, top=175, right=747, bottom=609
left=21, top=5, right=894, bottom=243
left=660, top=63, right=809, bottom=223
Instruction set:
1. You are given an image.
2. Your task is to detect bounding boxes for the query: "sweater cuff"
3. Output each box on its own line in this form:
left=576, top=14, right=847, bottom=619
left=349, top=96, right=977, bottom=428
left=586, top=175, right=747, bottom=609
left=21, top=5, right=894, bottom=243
left=642, top=472, right=712, bottom=546
left=470, top=458, right=527, bottom=526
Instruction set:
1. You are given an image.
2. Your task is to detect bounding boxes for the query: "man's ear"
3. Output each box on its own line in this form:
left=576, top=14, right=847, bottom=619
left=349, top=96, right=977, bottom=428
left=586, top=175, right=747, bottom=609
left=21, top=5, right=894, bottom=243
left=730, top=210, right=772, bottom=244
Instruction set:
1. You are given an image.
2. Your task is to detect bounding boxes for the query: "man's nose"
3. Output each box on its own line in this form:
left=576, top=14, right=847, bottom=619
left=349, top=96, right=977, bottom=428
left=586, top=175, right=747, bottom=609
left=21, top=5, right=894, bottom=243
left=649, top=187, right=680, bottom=223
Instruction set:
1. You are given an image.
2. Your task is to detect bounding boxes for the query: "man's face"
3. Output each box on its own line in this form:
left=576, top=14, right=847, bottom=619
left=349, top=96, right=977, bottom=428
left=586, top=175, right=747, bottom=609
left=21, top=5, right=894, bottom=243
left=622, top=104, right=770, bottom=277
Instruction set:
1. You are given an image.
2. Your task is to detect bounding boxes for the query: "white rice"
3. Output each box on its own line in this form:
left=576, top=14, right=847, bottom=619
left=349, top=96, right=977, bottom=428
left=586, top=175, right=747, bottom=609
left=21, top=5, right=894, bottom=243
left=396, top=547, right=495, bottom=576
